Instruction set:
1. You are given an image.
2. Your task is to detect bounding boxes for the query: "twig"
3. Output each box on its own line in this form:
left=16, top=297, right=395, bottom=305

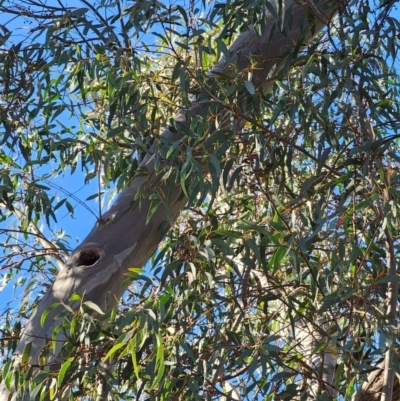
left=3, top=204, right=66, bottom=270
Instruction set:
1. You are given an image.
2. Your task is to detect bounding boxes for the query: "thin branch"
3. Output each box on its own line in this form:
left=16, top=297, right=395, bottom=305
left=381, top=225, right=397, bottom=401
left=3, top=204, right=66, bottom=270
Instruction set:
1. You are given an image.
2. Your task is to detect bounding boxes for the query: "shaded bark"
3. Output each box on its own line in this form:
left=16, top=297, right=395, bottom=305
left=354, top=358, right=400, bottom=401
left=354, top=196, right=399, bottom=401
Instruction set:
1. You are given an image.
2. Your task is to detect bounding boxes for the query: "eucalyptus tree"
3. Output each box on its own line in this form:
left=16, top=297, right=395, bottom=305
left=0, top=0, right=400, bottom=400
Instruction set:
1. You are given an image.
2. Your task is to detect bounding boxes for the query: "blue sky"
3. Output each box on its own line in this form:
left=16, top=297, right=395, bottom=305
left=0, top=0, right=104, bottom=311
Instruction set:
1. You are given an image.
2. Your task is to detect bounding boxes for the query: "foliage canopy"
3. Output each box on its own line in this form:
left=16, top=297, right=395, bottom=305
left=1, top=0, right=400, bottom=400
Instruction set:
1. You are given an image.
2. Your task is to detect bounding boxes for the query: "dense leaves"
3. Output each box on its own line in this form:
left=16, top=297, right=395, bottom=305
left=1, top=0, right=400, bottom=400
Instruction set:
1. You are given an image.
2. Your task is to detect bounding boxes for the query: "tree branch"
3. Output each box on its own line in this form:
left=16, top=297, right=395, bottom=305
left=0, top=1, right=343, bottom=399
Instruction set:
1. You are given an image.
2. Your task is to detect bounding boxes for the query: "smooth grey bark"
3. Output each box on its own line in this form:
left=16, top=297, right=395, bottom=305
left=295, top=317, right=337, bottom=398
left=354, top=356, right=400, bottom=401
left=0, top=1, right=341, bottom=399
left=231, top=256, right=338, bottom=398
left=381, top=232, right=398, bottom=401
left=353, top=233, right=399, bottom=401
left=351, top=72, right=399, bottom=401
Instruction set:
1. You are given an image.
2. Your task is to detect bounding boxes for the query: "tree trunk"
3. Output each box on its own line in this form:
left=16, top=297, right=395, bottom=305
left=0, top=1, right=341, bottom=399
left=354, top=358, right=400, bottom=401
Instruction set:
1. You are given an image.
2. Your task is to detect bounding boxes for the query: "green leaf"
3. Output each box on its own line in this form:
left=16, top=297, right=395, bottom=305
left=244, top=80, right=255, bottom=95
left=30, top=384, right=43, bottom=401
left=213, top=229, right=242, bottom=238
left=311, top=342, right=327, bottom=355
left=300, top=176, right=319, bottom=194
left=21, top=342, right=32, bottom=365
left=264, top=0, right=280, bottom=21
left=69, top=293, right=82, bottom=302
left=70, top=8, right=89, bottom=17
left=130, top=336, right=140, bottom=379
left=65, top=201, right=74, bottom=215
left=57, top=357, right=73, bottom=387
left=271, top=371, right=295, bottom=381
left=2, top=361, right=12, bottom=391
left=103, top=343, right=125, bottom=361
left=40, top=303, right=60, bottom=328
left=84, top=300, right=105, bottom=315
left=86, top=191, right=104, bottom=201
left=355, top=194, right=379, bottom=211
left=379, top=275, right=400, bottom=283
